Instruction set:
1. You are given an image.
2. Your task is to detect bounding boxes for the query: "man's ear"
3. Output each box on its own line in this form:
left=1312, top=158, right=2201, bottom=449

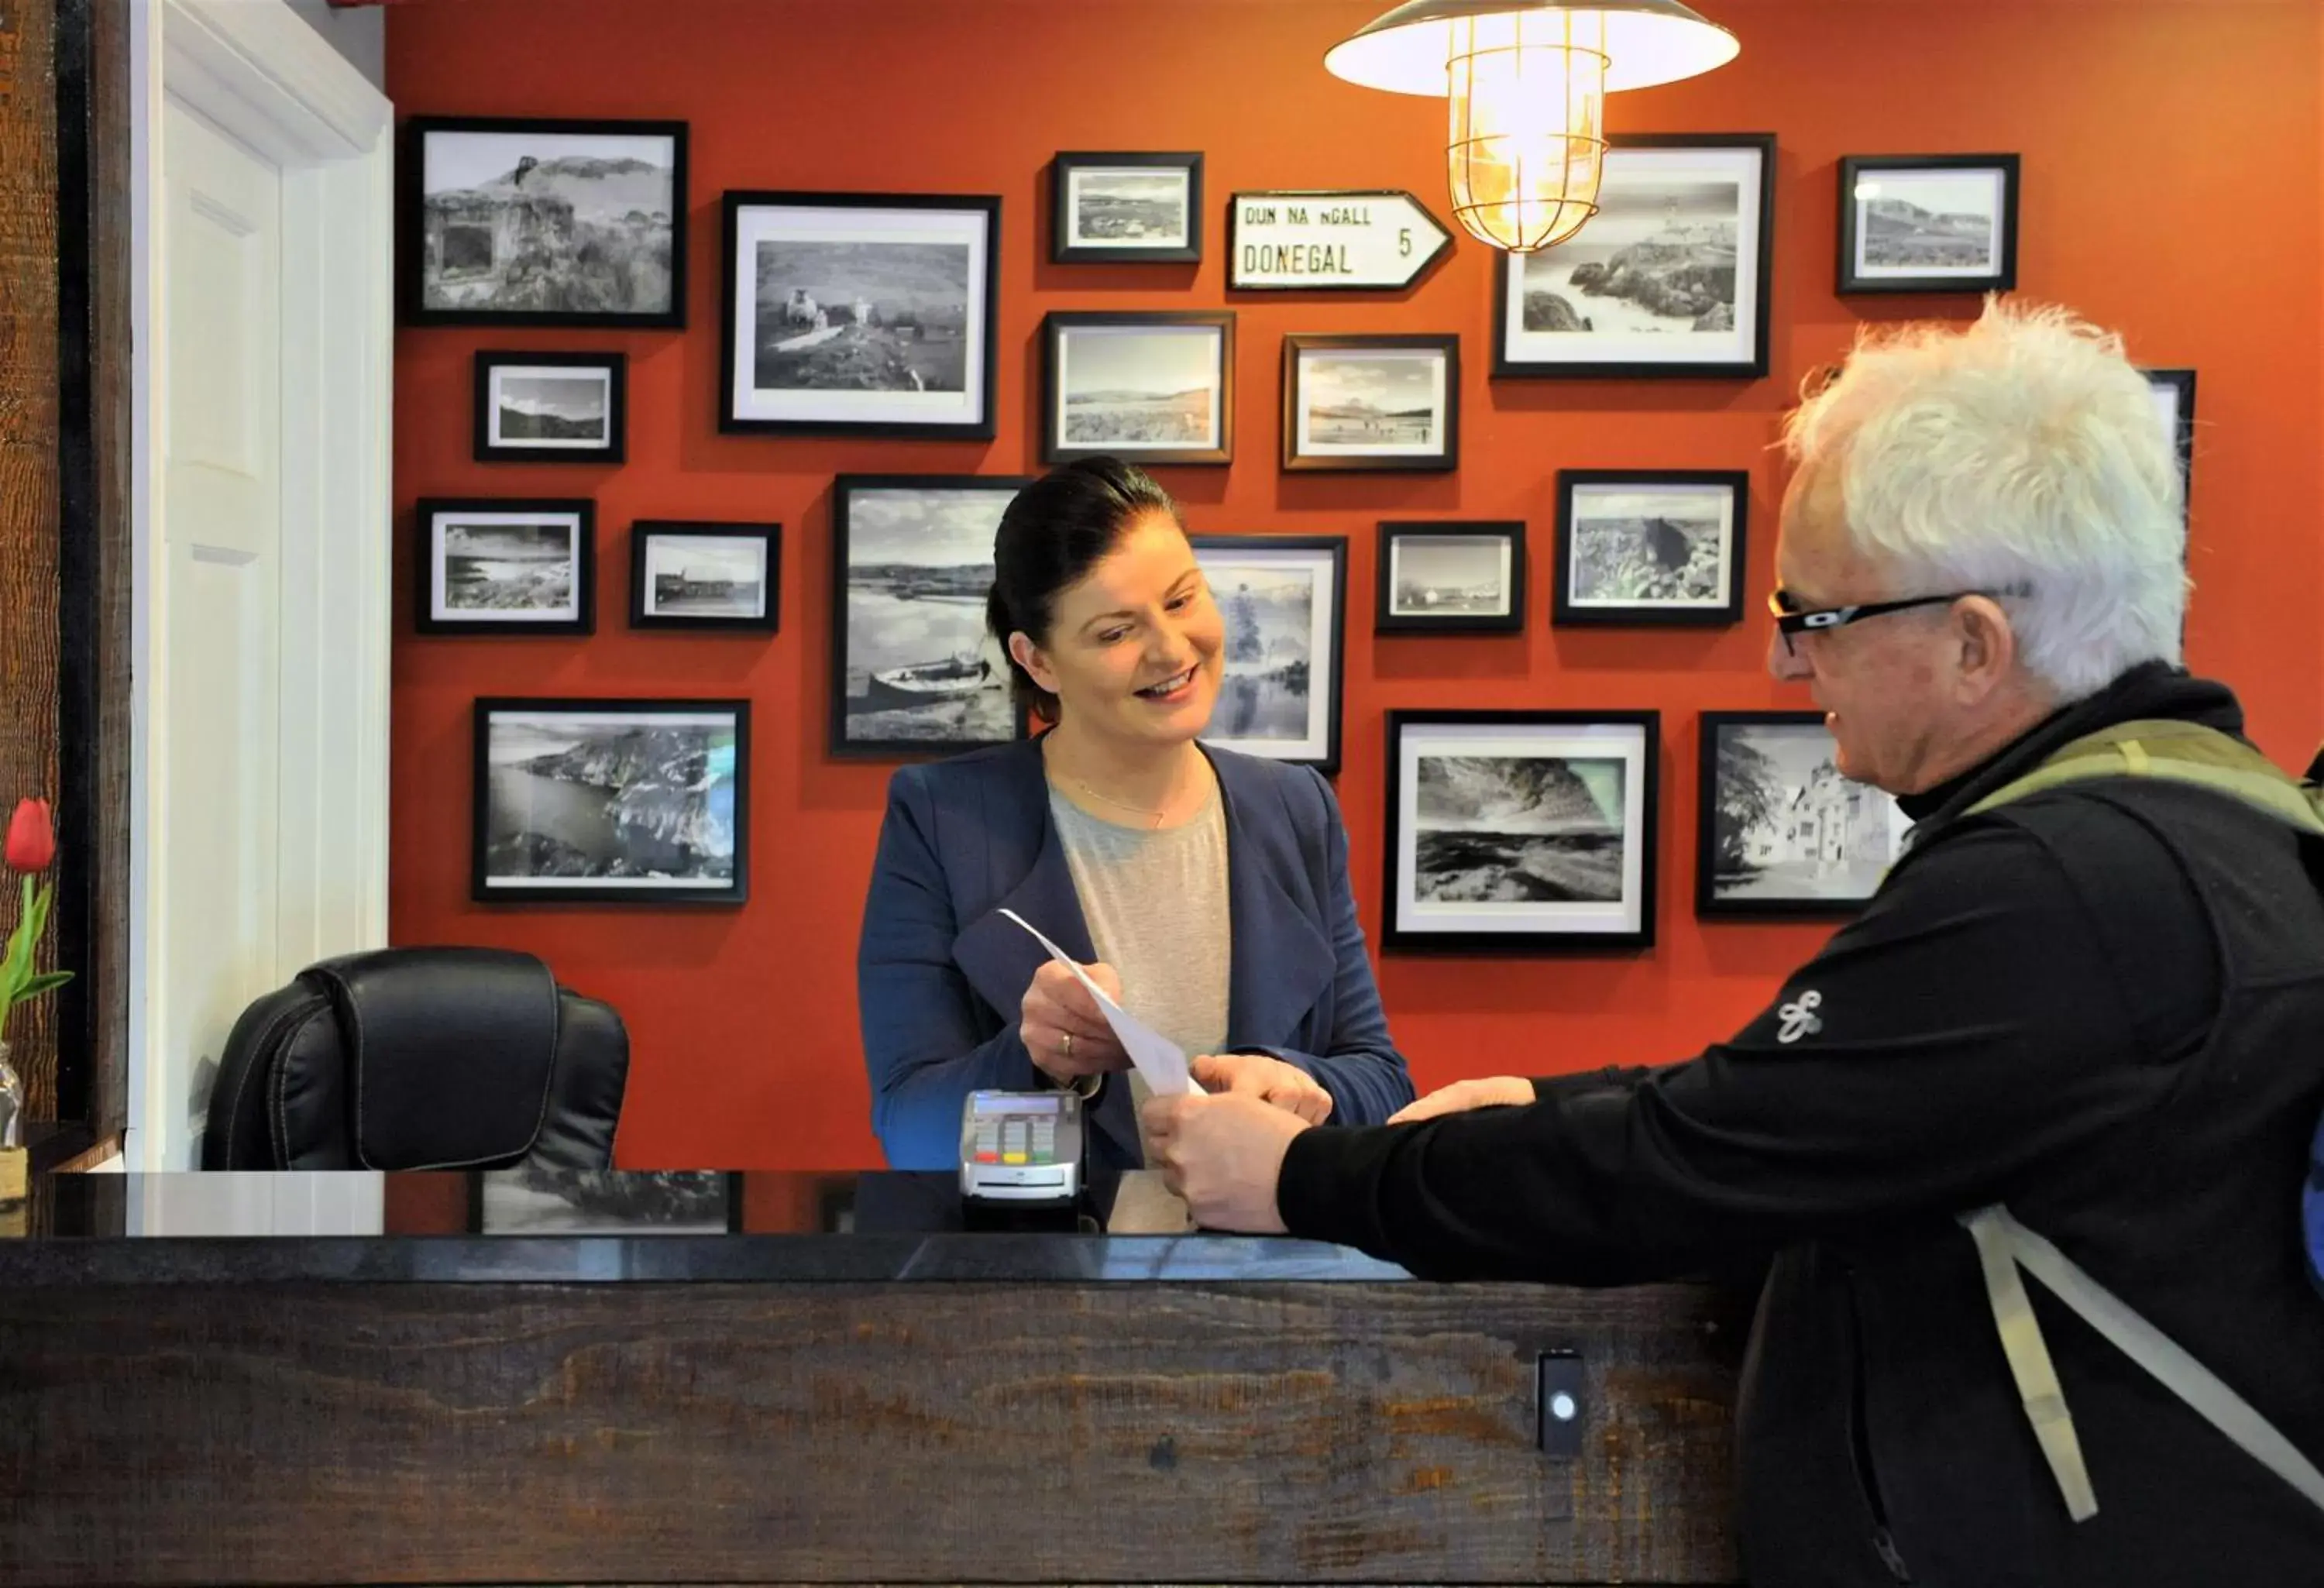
left=1950, top=595, right=2018, bottom=704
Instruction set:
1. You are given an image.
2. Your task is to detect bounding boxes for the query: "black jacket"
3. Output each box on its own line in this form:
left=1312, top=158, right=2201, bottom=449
left=1279, top=665, right=2324, bottom=1586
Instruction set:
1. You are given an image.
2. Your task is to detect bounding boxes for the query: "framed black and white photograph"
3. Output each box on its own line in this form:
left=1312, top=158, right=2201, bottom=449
left=1838, top=154, right=2019, bottom=294
left=1189, top=535, right=1345, bottom=774
left=1050, top=151, right=1202, bottom=264
left=629, top=521, right=779, bottom=632
left=1281, top=334, right=1459, bottom=473
left=1042, top=311, right=1234, bottom=466
left=1698, top=711, right=1912, bottom=918
left=1384, top=711, right=1659, bottom=953
left=469, top=1166, right=744, bottom=1235
left=720, top=191, right=1000, bottom=439
left=1554, top=470, right=1748, bottom=627
left=401, top=116, right=686, bottom=328
left=2145, top=367, right=2196, bottom=528
left=1377, top=521, right=1525, bottom=634
left=414, top=498, right=594, bottom=636
left=472, top=697, right=748, bottom=905
left=1495, top=134, right=1774, bottom=379
left=832, top=475, right=1030, bottom=758
left=473, top=351, right=625, bottom=464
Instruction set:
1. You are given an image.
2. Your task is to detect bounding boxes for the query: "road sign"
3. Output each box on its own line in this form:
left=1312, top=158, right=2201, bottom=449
left=1229, top=190, right=1452, bottom=291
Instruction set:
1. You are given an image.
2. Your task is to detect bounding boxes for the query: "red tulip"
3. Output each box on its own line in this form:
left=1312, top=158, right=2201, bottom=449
left=5, top=799, right=55, bottom=873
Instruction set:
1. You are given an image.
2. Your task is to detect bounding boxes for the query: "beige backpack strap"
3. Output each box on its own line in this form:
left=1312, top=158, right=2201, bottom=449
left=1968, top=720, right=2324, bottom=836
left=1961, top=1206, right=2101, bottom=1521
left=1962, top=1205, right=2324, bottom=1522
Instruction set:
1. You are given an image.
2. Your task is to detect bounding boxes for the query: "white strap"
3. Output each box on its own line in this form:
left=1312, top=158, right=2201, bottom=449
left=1963, top=1205, right=2324, bottom=1520
left=1962, top=1207, right=2100, bottom=1520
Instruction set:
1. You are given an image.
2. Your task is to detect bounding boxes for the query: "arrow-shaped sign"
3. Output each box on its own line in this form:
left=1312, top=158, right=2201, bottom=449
left=1229, top=190, right=1453, bottom=292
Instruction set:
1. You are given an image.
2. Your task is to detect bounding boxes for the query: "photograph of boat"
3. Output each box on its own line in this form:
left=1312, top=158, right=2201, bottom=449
left=833, top=476, right=1028, bottom=754
left=862, top=653, right=994, bottom=711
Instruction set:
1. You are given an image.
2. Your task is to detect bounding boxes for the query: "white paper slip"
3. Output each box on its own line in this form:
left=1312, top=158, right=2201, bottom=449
left=998, top=908, right=1204, bottom=1098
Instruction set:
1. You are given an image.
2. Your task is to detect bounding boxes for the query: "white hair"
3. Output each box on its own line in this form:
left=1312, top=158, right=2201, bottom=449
left=1781, top=297, right=2186, bottom=701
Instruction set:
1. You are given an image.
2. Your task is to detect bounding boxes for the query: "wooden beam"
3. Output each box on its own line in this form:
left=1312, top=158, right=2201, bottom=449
left=0, top=0, right=63, bottom=1118
left=0, top=1278, right=1747, bottom=1585
left=55, top=0, right=132, bottom=1135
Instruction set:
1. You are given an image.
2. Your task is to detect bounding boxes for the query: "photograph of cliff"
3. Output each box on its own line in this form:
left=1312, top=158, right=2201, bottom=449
left=1520, top=177, right=1741, bottom=338
left=1412, top=754, right=1628, bottom=905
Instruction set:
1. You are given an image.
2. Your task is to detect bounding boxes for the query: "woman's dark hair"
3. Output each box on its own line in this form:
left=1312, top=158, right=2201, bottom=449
left=985, top=456, right=1183, bottom=724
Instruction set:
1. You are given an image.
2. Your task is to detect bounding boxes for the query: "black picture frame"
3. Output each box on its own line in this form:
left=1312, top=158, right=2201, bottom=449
left=1050, top=151, right=1203, bottom=264
left=830, top=474, right=1033, bottom=760
left=400, top=115, right=688, bottom=330
left=470, top=696, right=750, bottom=906
left=1696, top=710, right=1910, bottom=919
left=2144, top=367, right=2196, bottom=530
left=1281, top=333, right=1459, bottom=473
left=1552, top=469, right=1750, bottom=628
left=1383, top=710, right=1660, bottom=954
left=473, top=350, right=627, bottom=465
left=1494, top=133, right=1776, bottom=380
left=1376, top=521, right=1526, bottom=634
left=720, top=190, right=1002, bottom=439
left=1188, top=534, right=1346, bottom=775
left=628, top=521, right=780, bottom=632
left=1041, top=310, right=1235, bottom=466
left=414, top=497, right=596, bottom=637
left=1837, top=153, right=2020, bottom=295
left=468, top=1167, right=747, bottom=1235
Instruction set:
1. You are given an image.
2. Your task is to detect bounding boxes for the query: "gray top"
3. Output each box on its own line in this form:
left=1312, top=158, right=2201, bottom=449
left=1048, top=782, right=1232, bottom=1080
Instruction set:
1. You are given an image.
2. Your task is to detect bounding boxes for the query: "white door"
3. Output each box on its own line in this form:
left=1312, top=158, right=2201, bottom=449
left=151, top=100, right=284, bottom=1167
left=129, top=0, right=392, bottom=1170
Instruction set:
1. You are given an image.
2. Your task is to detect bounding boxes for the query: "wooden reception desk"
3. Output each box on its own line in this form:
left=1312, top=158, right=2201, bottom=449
left=1, top=1170, right=1748, bottom=1586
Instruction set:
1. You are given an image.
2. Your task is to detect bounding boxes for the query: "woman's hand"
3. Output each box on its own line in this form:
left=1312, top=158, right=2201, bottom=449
left=1387, top=1075, right=1534, bottom=1124
left=1191, top=1053, right=1335, bottom=1125
left=1020, top=960, right=1130, bottom=1084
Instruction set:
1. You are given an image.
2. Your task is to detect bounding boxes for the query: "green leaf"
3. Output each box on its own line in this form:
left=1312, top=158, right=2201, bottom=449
left=14, top=971, right=72, bottom=999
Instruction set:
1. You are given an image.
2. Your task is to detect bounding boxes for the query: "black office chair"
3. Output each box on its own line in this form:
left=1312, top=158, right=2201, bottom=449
left=201, top=947, right=628, bottom=1171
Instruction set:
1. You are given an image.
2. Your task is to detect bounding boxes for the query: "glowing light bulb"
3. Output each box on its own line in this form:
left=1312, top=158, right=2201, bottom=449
left=1446, top=11, right=1609, bottom=253
left=1325, top=2, right=1739, bottom=254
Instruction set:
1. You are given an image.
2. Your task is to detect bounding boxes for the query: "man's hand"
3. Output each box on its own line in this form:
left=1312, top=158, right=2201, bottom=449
left=1140, top=1091, right=1310, bottom=1233
left=1387, top=1075, right=1534, bottom=1124
left=1191, top=1052, right=1335, bottom=1125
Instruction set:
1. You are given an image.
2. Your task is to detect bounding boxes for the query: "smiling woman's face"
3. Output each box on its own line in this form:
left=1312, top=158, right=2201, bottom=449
left=1011, top=511, right=1224, bottom=749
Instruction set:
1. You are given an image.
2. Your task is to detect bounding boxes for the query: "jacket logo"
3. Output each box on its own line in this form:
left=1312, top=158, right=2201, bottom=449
left=1776, top=990, right=1824, bottom=1044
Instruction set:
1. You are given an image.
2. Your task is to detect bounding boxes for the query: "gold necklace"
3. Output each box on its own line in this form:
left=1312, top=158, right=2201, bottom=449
left=1071, top=775, right=1181, bottom=830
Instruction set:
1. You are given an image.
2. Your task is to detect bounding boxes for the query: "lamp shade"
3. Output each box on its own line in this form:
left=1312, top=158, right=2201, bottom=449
left=1325, top=0, right=1738, bottom=96
left=1326, top=0, right=1737, bottom=253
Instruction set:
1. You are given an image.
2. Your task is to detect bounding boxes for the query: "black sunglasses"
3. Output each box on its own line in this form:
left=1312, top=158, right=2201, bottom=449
left=1767, top=586, right=2024, bottom=655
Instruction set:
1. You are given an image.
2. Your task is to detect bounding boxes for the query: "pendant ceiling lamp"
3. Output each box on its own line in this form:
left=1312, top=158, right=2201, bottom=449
left=1325, top=0, right=1739, bottom=253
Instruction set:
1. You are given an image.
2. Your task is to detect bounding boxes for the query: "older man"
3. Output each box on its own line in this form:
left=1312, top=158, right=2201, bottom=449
left=1150, top=301, right=2324, bottom=1586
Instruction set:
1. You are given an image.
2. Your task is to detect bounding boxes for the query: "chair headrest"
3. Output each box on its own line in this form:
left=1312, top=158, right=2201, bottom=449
left=301, top=947, right=561, bottom=1170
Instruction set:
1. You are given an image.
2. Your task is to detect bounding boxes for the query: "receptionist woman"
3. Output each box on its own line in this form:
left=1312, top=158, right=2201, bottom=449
left=858, top=458, right=1414, bottom=1169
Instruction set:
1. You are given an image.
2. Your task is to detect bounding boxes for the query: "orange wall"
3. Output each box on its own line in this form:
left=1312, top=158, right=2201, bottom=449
left=387, top=0, right=2324, bottom=1170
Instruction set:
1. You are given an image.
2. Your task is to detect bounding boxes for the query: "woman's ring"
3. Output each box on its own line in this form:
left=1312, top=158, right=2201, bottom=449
left=1059, top=1031, right=1074, bottom=1058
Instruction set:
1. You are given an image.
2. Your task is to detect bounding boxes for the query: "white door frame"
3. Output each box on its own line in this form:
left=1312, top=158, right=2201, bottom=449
left=128, top=0, right=393, bottom=1170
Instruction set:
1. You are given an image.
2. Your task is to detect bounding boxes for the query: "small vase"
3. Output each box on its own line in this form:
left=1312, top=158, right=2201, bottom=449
left=0, top=1038, right=19, bottom=1150
left=0, top=1039, right=21, bottom=1224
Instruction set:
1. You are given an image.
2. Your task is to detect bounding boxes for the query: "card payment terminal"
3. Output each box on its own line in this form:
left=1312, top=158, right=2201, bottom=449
left=959, top=1090, right=1083, bottom=1206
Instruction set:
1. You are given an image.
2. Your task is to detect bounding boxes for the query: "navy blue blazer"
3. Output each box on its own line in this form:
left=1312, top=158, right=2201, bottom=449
left=858, top=737, right=1414, bottom=1169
